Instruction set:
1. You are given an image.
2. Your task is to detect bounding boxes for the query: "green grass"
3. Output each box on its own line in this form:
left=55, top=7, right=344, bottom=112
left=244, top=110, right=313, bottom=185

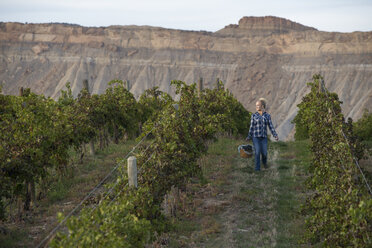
left=159, top=137, right=312, bottom=247
left=271, top=140, right=311, bottom=248
left=48, top=140, right=136, bottom=202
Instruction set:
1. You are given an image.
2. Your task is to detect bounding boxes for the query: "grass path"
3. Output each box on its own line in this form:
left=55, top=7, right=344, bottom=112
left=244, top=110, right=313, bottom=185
left=160, top=138, right=310, bottom=247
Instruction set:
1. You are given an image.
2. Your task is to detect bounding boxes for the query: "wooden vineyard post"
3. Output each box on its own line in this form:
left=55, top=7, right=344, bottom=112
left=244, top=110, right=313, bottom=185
left=198, top=77, right=203, bottom=96
left=83, top=79, right=89, bottom=92
left=19, top=87, right=24, bottom=96
left=83, top=79, right=95, bottom=156
left=127, top=156, right=138, bottom=188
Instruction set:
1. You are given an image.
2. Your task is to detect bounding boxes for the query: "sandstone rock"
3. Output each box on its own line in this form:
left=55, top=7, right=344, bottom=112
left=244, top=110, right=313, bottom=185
left=217, top=16, right=316, bottom=37
left=32, top=43, right=49, bottom=55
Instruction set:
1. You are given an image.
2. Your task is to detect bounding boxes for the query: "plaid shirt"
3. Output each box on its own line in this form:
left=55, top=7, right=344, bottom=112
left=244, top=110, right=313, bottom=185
left=248, top=112, right=278, bottom=139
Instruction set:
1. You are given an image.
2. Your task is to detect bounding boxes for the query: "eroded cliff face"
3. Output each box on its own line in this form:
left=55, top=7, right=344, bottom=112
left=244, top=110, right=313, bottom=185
left=1, top=16, right=371, bottom=140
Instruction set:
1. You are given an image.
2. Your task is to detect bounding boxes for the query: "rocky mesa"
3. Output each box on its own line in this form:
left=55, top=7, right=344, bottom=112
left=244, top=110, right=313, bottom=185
left=1, top=16, right=371, bottom=140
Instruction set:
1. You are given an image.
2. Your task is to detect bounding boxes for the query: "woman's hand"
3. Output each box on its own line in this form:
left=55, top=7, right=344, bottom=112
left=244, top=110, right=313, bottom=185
left=275, top=136, right=279, bottom=141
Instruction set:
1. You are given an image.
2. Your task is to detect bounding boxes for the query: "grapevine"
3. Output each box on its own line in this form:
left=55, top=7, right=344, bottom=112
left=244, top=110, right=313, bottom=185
left=295, top=74, right=371, bottom=247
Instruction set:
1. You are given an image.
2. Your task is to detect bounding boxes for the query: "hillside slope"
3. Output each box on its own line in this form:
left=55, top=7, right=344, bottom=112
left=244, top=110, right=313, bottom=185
left=1, top=16, right=372, bottom=139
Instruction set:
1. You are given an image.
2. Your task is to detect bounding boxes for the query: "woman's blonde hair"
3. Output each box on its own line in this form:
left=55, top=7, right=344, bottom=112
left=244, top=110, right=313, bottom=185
left=258, top=98, right=267, bottom=109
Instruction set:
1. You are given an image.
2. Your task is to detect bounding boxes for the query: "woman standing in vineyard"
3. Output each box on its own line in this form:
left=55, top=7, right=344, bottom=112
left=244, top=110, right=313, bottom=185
left=247, top=98, right=278, bottom=171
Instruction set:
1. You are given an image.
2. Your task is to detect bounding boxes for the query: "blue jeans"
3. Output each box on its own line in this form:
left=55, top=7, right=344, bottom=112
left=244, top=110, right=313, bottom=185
left=252, top=137, right=267, bottom=171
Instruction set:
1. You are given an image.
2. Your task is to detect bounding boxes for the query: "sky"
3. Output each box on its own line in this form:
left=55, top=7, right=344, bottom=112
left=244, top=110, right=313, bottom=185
left=0, top=0, right=372, bottom=33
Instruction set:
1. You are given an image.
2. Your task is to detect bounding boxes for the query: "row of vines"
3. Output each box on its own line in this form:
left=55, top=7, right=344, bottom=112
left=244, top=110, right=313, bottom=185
left=0, top=80, right=171, bottom=221
left=48, top=80, right=250, bottom=247
left=293, top=75, right=371, bottom=247
left=1, top=79, right=251, bottom=246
